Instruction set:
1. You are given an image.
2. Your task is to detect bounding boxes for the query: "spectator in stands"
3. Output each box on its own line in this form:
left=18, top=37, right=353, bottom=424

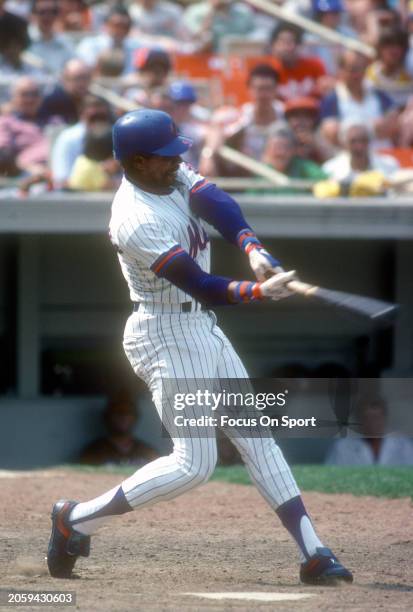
left=129, top=0, right=184, bottom=40
left=307, top=0, right=355, bottom=76
left=28, top=0, right=75, bottom=75
left=79, top=396, right=159, bottom=467
left=200, top=64, right=284, bottom=177
left=341, top=0, right=375, bottom=40
left=145, top=85, right=174, bottom=115
left=94, top=48, right=126, bottom=80
left=51, top=94, right=112, bottom=187
left=76, top=5, right=139, bottom=74
left=322, top=120, right=399, bottom=181
left=260, top=124, right=327, bottom=191
left=123, top=47, right=172, bottom=106
left=90, top=0, right=124, bottom=29
left=168, top=81, right=205, bottom=168
left=326, top=395, right=413, bottom=465
left=57, top=0, right=90, bottom=33
left=0, top=0, right=29, bottom=50
left=364, top=3, right=401, bottom=46
left=397, top=94, right=413, bottom=147
left=284, top=97, right=333, bottom=163
left=0, top=77, right=49, bottom=177
left=312, top=0, right=345, bottom=32
left=68, top=122, right=121, bottom=191
left=183, top=0, right=256, bottom=53
left=366, top=27, right=413, bottom=108
left=319, top=49, right=399, bottom=148
left=5, top=1, right=31, bottom=19
left=268, top=22, right=327, bottom=100
left=1, top=74, right=51, bottom=125
left=0, top=0, right=48, bottom=101
left=38, top=58, right=92, bottom=125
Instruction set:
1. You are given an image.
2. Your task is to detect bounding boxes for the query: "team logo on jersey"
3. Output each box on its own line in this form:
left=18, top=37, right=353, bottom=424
left=188, top=218, right=209, bottom=259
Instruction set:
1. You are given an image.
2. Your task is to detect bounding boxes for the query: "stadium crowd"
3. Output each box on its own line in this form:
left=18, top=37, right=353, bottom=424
left=2, top=0, right=413, bottom=197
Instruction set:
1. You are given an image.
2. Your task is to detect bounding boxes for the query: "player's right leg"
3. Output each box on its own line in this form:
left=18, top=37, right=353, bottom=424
left=47, top=311, right=220, bottom=578
left=213, top=326, right=353, bottom=585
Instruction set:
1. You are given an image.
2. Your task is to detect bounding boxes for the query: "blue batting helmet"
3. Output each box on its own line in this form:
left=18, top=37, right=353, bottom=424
left=112, top=109, right=192, bottom=160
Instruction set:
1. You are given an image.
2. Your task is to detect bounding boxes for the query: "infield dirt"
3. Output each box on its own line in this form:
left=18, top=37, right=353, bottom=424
left=0, top=470, right=411, bottom=611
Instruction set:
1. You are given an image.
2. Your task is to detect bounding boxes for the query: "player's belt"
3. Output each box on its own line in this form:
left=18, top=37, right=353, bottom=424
left=133, top=302, right=207, bottom=314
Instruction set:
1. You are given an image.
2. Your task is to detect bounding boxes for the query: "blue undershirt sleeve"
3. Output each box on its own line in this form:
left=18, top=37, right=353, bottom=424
left=189, top=182, right=253, bottom=247
left=153, top=248, right=232, bottom=306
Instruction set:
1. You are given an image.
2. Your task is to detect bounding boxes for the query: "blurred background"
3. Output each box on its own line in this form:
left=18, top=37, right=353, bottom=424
left=0, top=0, right=413, bottom=469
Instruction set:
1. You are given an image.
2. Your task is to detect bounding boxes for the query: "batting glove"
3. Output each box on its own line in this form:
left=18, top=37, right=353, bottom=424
left=248, top=247, right=282, bottom=282
left=236, top=230, right=282, bottom=281
left=260, top=270, right=296, bottom=301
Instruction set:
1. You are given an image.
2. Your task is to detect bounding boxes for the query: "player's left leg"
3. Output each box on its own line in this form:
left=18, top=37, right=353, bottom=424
left=47, top=310, right=222, bottom=578
left=213, top=326, right=353, bottom=585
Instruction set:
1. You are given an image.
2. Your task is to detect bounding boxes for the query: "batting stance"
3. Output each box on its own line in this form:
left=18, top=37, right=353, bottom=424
left=47, top=109, right=353, bottom=585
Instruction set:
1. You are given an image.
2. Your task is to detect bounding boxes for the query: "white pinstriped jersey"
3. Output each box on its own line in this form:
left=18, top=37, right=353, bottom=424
left=109, top=162, right=210, bottom=304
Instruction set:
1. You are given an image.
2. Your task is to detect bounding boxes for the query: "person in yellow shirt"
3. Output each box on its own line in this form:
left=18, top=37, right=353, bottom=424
left=68, top=122, right=121, bottom=191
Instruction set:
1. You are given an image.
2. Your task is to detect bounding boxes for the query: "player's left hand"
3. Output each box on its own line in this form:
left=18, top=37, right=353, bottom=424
left=260, top=269, right=297, bottom=301
left=248, top=248, right=281, bottom=282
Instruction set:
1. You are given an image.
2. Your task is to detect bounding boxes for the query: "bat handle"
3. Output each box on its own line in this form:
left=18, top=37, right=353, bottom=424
left=287, top=280, right=319, bottom=296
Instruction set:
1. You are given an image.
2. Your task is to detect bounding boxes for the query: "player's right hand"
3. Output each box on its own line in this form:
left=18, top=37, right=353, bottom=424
left=260, top=270, right=296, bottom=301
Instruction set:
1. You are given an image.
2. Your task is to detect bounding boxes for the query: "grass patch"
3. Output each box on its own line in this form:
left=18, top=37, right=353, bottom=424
left=212, top=465, right=413, bottom=498
left=67, top=464, right=413, bottom=498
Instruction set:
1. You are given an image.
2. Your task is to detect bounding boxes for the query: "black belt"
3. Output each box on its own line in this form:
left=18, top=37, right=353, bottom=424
left=133, top=302, right=206, bottom=313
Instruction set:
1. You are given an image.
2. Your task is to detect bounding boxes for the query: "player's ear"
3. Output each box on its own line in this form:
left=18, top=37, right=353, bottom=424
left=133, top=154, right=148, bottom=171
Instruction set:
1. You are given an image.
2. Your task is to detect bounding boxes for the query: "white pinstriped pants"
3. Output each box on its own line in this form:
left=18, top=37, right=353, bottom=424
left=119, top=308, right=300, bottom=510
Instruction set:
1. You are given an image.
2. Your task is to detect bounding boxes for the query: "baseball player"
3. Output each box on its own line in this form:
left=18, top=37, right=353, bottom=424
left=47, top=109, right=353, bottom=586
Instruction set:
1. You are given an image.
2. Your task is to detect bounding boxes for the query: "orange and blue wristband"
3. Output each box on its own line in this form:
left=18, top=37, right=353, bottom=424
left=230, top=281, right=263, bottom=303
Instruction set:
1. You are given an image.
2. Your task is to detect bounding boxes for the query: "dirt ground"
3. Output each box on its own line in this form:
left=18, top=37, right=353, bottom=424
left=0, top=470, right=411, bottom=612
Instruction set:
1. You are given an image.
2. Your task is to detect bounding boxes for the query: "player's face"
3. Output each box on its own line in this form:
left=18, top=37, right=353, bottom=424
left=133, top=154, right=182, bottom=191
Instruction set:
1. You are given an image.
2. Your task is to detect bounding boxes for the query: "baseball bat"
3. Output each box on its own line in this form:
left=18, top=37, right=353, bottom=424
left=245, top=0, right=375, bottom=58
left=287, top=279, right=398, bottom=321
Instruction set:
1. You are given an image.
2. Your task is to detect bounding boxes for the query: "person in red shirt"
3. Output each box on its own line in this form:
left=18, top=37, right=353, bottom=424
left=268, top=22, right=327, bottom=101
